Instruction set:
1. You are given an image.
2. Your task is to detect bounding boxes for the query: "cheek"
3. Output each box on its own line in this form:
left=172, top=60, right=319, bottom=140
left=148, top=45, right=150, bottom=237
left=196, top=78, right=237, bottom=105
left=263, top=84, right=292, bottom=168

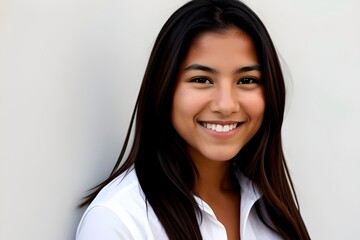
left=172, top=87, right=187, bottom=120
left=242, top=90, right=266, bottom=121
left=171, top=86, right=191, bottom=131
left=253, top=97, right=266, bottom=117
left=171, top=86, right=204, bottom=121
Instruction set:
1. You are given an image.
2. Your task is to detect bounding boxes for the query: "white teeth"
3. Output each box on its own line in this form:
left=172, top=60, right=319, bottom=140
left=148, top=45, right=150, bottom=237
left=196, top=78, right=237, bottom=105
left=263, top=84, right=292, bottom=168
left=202, top=122, right=238, bottom=132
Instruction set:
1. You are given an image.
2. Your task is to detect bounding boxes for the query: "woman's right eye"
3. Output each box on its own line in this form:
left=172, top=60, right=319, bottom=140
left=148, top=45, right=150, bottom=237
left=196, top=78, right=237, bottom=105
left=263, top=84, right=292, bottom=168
left=190, top=77, right=212, bottom=84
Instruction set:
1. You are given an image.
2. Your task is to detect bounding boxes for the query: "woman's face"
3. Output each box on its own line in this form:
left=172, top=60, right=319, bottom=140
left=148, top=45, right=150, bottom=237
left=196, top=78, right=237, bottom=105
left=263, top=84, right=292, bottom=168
left=171, top=28, right=265, bottom=163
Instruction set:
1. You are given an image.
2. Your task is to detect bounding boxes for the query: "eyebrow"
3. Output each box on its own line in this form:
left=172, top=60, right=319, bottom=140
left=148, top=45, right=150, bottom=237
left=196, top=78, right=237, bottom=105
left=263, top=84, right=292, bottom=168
left=184, top=64, right=261, bottom=74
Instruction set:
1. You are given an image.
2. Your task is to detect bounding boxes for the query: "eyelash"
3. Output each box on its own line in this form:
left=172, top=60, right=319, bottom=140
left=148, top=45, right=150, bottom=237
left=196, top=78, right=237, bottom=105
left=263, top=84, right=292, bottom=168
left=237, top=77, right=260, bottom=85
left=190, top=77, right=212, bottom=84
left=189, top=76, right=260, bottom=85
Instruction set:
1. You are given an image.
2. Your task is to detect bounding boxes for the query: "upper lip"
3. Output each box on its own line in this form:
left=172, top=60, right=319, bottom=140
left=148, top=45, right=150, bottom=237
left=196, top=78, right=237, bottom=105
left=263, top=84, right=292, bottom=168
left=198, top=120, right=241, bottom=125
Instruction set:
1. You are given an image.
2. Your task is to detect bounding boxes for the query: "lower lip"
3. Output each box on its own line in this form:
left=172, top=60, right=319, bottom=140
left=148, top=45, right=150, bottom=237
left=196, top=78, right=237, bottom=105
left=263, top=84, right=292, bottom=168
left=201, top=124, right=242, bottom=140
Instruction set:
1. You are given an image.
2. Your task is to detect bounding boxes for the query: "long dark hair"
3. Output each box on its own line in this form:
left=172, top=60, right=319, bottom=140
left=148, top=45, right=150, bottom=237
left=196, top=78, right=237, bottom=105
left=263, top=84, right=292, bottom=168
left=80, top=0, right=310, bottom=239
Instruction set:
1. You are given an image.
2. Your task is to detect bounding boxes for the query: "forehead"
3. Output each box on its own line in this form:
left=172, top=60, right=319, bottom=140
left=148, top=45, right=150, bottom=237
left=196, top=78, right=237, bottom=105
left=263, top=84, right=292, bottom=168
left=191, top=28, right=254, bottom=47
left=182, top=28, right=259, bottom=68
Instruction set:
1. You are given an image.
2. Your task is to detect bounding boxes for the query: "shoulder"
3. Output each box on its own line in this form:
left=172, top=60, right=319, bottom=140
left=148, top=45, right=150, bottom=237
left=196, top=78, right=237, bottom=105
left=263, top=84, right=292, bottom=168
left=76, top=206, right=133, bottom=240
left=76, top=169, right=158, bottom=240
left=88, top=169, right=144, bottom=207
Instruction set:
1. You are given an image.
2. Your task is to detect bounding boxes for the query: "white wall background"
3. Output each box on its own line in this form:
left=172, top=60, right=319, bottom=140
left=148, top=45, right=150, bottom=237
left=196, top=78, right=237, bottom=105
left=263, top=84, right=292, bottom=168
left=1, top=0, right=359, bottom=239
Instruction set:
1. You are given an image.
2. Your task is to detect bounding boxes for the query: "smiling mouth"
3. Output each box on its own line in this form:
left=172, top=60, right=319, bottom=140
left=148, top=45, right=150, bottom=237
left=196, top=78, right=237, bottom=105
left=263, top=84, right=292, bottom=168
left=200, top=122, right=239, bottom=133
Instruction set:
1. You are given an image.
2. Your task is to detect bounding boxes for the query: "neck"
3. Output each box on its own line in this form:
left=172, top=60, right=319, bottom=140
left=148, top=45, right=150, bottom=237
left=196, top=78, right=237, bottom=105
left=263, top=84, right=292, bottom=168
left=192, top=158, right=237, bottom=199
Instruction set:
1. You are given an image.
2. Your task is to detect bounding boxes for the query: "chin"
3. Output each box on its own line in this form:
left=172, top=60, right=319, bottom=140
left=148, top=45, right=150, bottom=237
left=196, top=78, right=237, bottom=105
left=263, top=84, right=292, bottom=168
left=204, top=151, right=240, bottom=162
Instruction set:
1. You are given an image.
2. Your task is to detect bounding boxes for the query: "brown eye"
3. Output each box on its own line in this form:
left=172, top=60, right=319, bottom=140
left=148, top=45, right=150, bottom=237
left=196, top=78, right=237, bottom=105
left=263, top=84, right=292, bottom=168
left=190, top=77, right=212, bottom=84
left=238, top=77, right=259, bottom=85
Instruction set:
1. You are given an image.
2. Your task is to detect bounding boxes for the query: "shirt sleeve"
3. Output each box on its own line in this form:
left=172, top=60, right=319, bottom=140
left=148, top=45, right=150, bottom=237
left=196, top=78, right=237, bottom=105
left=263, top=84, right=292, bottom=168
left=76, top=206, right=135, bottom=240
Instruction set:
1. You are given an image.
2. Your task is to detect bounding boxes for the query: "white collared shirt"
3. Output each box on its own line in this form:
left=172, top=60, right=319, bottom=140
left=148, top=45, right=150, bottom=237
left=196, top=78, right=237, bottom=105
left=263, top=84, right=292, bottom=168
left=76, top=168, right=281, bottom=240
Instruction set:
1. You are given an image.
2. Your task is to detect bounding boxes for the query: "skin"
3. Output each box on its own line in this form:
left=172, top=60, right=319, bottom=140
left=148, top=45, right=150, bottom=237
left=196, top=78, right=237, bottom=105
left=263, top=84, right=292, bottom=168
left=171, top=28, right=265, bottom=240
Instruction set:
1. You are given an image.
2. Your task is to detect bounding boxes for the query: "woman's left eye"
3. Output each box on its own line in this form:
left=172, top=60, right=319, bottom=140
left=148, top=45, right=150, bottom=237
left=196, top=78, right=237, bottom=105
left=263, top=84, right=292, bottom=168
left=238, top=77, right=257, bottom=85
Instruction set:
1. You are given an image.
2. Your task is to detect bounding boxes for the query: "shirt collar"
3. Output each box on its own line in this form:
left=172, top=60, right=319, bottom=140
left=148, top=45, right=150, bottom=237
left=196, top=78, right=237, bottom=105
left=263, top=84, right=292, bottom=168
left=194, top=169, right=263, bottom=237
left=235, top=170, right=263, bottom=236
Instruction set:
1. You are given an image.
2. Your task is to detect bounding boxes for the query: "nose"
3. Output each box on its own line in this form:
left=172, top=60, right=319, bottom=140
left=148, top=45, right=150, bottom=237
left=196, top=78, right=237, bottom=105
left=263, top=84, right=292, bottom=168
left=210, top=84, right=240, bottom=116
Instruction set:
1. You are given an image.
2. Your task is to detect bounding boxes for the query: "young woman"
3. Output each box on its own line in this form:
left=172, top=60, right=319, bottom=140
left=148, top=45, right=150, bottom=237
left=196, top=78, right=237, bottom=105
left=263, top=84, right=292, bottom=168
left=76, top=0, right=310, bottom=239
